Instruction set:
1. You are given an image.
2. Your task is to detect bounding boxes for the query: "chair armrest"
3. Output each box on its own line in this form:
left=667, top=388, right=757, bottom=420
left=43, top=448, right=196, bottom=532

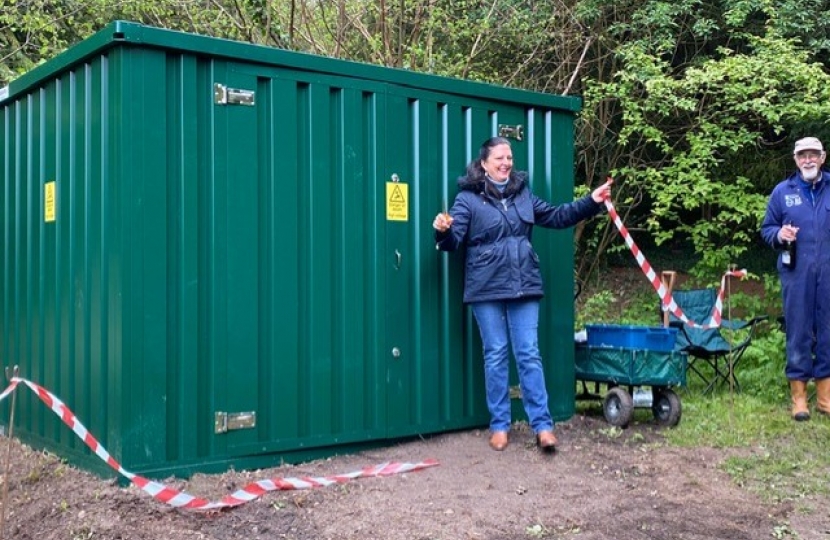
left=721, top=315, right=769, bottom=331
left=667, top=320, right=694, bottom=351
left=723, top=315, right=770, bottom=350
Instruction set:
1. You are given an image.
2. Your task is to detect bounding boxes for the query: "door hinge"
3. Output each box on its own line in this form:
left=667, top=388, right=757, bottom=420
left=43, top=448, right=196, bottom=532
left=498, top=124, right=524, bottom=141
left=214, top=411, right=257, bottom=434
left=214, top=83, right=255, bottom=106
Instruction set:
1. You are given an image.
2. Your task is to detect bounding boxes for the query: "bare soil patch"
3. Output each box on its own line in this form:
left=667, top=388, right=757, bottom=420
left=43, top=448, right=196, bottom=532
left=2, top=410, right=827, bottom=540
left=2, top=268, right=823, bottom=540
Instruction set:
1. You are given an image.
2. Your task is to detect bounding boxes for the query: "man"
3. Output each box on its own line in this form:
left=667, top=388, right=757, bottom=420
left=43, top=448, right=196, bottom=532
left=761, top=137, right=830, bottom=421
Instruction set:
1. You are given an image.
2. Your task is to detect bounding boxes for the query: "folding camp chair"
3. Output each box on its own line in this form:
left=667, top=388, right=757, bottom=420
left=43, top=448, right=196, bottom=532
left=665, top=288, right=767, bottom=394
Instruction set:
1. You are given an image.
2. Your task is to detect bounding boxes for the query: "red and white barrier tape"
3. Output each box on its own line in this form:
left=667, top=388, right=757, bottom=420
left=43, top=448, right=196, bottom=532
left=0, top=376, right=438, bottom=510
left=603, top=193, right=745, bottom=329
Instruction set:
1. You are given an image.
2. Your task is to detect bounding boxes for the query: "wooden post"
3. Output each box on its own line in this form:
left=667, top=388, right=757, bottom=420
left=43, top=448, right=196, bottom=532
left=661, top=271, right=677, bottom=327
left=727, top=264, right=737, bottom=394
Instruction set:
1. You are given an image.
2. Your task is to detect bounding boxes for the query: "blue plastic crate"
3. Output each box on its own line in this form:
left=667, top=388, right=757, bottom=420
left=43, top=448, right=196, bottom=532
left=585, top=324, right=678, bottom=352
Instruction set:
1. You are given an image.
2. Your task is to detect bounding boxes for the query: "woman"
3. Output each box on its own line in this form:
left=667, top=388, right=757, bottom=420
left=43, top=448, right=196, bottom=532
left=433, top=137, right=611, bottom=451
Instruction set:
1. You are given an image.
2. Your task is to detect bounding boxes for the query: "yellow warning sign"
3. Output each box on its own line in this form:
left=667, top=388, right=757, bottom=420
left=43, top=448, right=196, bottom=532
left=44, top=181, right=56, bottom=223
left=386, top=182, right=408, bottom=221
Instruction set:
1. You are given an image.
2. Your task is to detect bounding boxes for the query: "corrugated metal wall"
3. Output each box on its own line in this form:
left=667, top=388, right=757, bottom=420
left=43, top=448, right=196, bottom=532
left=0, top=22, right=580, bottom=477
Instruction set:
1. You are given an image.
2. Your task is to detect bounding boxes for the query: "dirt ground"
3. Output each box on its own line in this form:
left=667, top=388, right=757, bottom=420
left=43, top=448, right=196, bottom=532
left=1, top=409, right=827, bottom=540
left=2, top=268, right=826, bottom=540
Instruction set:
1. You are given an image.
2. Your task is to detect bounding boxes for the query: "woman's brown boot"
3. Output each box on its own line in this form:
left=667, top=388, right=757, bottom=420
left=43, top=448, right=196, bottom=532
left=489, top=431, right=509, bottom=451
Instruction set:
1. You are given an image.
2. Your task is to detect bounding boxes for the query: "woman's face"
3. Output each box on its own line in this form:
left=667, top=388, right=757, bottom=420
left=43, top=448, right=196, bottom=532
left=481, top=143, right=513, bottom=182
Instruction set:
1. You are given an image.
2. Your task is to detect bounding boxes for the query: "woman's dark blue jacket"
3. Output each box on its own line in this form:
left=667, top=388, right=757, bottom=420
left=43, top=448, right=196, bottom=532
left=435, top=173, right=603, bottom=304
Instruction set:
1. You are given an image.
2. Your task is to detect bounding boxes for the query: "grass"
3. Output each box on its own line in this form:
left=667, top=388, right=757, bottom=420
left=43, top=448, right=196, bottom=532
left=574, top=360, right=830, bottom=537
left=665, top=388, right=830, bottom=506
left=577, top=260, right=830, bottom=516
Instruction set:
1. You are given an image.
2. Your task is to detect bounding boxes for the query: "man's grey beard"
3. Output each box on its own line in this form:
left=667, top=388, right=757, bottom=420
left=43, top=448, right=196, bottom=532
left=803, top=169, right=819, bottom=182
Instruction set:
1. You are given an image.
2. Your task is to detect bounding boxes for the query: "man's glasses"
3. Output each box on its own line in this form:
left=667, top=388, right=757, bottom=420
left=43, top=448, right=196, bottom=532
left=796, top=151, right=824, bottom=161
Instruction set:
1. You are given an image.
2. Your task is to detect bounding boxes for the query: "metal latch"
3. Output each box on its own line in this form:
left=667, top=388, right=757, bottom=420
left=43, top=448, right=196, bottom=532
left=498, top=124, right=524, bottom=141
left=214, top=411, right=257, bottom=434
left=214, top=83, right=255, bottom=106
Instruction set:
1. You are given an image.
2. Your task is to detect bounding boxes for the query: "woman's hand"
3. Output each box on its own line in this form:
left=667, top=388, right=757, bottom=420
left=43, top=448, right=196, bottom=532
left=591, top=178, right=614, bottom=203
left=433, top=212, right=454, bottom=232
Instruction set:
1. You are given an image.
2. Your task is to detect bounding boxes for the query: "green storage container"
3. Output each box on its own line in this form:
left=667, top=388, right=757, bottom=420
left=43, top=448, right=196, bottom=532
left=0, top=21, right=581, bottom=478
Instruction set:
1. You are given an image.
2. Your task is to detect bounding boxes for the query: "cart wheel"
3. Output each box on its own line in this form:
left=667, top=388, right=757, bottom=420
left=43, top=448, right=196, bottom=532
left=652, top=389, right=682, bottom=426
left=603, top=387, right=634, bottom=428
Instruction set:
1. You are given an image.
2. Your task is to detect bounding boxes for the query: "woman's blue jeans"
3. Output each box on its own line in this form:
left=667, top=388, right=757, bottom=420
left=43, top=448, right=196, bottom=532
left=471, top=299, right=553, bottom=434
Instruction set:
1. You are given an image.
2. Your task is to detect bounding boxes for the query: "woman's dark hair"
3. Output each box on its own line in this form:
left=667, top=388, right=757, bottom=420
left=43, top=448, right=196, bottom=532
left=464, top=136, right=526, bottom=195
left=478, top=136, right=512, bottom=162
left=466, top=137, right=511, bottom=180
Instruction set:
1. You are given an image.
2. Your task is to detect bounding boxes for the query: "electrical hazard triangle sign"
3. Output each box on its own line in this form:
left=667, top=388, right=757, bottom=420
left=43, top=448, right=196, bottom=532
left=386, top=182, right=408, bottom=221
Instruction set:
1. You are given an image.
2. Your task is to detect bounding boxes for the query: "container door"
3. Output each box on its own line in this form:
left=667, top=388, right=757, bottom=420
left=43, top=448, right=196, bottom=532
left=382, top=93, right=533, bottom=437
left=478, top=105, right=576, bottom=424
left=489, top=108, right=534, bottom=423
left=210, top=69, right=262, bottom=454
left=209, top=64, right=395, bottom=457
left=495, top=105, right=577, bottom=423
left=382, top=94, right=414, bottom=437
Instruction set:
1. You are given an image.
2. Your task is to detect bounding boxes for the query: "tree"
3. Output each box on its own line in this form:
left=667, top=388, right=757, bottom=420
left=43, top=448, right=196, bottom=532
left=573, top=0, right=830, bottom=283
left=0, top=0, right=280, bottom=84
left=5, top=0, right=830, bottom=287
